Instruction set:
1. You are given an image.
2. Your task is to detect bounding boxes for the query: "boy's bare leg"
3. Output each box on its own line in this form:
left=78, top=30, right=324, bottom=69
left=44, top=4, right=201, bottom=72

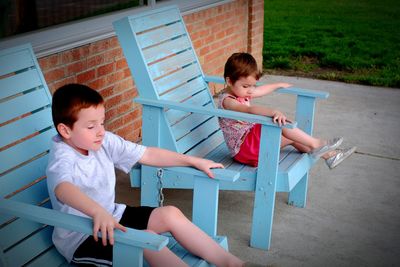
left=147, top=206, right=244, bottom=267
left=143, top=230, right=188, bottom=267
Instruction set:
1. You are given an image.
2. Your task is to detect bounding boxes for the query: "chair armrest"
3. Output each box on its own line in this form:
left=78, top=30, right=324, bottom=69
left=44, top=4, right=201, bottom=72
left=131, top=165, right=239, bottom=186
left=204, top=75, right=329, bottom=99
left=204, top=75, right=225, bottom=84
left=164, top=167, right=239, bottom=182
left=0, top=199, right=168, bottom=251
left=276, top=87, right=329, bottom=99
left=135, top=97, right=297, bottom=129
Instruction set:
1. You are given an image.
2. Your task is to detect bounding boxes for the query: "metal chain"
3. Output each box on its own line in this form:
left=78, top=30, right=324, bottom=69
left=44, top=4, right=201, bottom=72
left=156, top=168, right=164, bottom=207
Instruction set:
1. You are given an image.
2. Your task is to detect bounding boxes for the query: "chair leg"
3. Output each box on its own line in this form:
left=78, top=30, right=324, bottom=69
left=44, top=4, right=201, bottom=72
left=113, top=243, right=144, bottom=267
left=141, top=166, right=160, bottom=207
left=192, top=177, right=219, bottom=237
left=288, top=172, right=308, bottom=208
left=250, top=125, right=281, bottom=250
left=250, top=181, right=276, bottom=250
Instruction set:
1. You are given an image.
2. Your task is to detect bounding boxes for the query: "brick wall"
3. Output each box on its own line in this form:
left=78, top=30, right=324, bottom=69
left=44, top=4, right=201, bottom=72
left=38, top=0, right=264, bottom=143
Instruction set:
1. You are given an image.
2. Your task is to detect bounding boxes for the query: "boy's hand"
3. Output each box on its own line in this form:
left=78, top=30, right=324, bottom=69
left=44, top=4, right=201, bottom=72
left=92, top=208, right=127, bottom=246
left=192, top=158, right=224, bottom=178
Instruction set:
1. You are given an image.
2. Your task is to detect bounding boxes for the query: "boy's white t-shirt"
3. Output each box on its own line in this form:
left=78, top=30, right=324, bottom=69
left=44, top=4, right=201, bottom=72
left=46, top=131, right=146, bottom=263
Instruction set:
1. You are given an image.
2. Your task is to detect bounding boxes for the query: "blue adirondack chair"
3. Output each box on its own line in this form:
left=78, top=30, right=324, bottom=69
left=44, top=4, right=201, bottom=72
left=0, top=43, right=237, bottom=267
left=113, top=5, right=329, bottom=250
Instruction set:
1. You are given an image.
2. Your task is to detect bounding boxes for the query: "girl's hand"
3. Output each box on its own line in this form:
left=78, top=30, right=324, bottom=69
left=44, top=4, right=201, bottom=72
left=92, top=208, right=126, bottom=246
left=278, top=83, right=292, bottom=88
left=192, top=158, right=224, bottom=178
left=272, top=110, right=289, bottom=126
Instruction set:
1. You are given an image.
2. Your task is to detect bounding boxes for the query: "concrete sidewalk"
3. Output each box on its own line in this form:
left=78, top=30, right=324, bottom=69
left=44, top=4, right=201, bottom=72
left=116, top=75, right=400, bottom=266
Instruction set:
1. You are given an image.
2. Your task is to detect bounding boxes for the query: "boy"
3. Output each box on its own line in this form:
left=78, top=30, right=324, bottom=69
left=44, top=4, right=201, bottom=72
left=46, top=84, right=245, bottom=267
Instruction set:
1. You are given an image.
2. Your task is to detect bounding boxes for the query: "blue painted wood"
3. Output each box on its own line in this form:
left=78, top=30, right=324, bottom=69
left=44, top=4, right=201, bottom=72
left=0, top=107, right=53, bottom=148
left=4, top=225, right=54, bottom=267
left=0, top=48, right=34, bottom=76
left=135, top=97, right=297, bottom=129
left=25, top=247, right=66, bottom=267
left=1, top=43, right=220, bottom=267
left=114, top=4, right=329, bottom=251
left=0, top=128, right=55, bottom=174
left=0, top=87, right=50, bottom=124
left=0, top=155, right=48, bottom=198
left=0, top=199, right=169, bottom=251
left=288, top=95, right=317, bottom=207
left=0, top=68, right=42, bottom=99
left=251, top=126, right=281, bottom=250
left=193, top=177, right=219, bottom=237
left=113, top=243, right=143, bottom=267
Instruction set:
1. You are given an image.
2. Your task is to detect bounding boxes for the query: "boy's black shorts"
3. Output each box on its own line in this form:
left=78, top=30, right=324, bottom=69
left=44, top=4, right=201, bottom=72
left=71, top=206, right=155, bottom=266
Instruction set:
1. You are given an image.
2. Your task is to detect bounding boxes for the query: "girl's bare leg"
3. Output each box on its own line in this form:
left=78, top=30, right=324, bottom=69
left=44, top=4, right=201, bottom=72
left=281, top=135, right=312, bottom=153
left=282, top=127, right=324, bottom=149
left=146, top=206, right=244, bottom=267
left=281, top=131, right=337, bottom=159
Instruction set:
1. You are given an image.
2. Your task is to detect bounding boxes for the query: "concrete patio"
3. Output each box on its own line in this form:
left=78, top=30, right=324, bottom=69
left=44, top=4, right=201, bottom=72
left=115, top=75, right=400, bottom=266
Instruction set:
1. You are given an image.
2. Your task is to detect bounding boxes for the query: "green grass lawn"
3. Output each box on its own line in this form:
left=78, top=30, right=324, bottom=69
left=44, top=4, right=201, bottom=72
left=263, top=0, right=400, bottom=87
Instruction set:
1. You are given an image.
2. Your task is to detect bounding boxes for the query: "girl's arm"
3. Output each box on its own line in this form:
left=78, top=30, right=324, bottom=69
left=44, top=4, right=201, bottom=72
left=139, top=147, right=224, bottom=178
left=223, top=97, right=290, bottom=126
left=251, top=82, right=292, bottom=98
left=55, top=182, right=126, bottom=246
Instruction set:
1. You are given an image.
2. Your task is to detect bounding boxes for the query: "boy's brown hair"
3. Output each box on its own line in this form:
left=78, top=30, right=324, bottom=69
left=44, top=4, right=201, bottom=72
left=52, top=84, right=104, bottom=134
left=223, top=52, right=262, bottom=84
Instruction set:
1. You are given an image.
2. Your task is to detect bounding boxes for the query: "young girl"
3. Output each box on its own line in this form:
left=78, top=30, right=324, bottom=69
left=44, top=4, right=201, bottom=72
left=218, top=53, right=356, bottom=169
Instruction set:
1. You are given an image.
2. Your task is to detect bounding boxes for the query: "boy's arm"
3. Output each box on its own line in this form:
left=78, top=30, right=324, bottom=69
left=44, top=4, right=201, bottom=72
left=138, top=147, right=223, bottom=178
left=251, top=82, right=292, bottom=98
left=55, top=182, right=126, bottom=245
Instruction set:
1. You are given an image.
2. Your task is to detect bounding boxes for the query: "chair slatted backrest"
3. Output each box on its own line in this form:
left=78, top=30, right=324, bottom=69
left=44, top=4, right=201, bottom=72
left=0, top=44, right=62, bottom=266
left=114, top=5, right=224, bottom=157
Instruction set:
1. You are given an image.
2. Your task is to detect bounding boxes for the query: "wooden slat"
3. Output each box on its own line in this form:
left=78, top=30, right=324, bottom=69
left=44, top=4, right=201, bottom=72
left=3, top=225, right=54, bottom=267
left=137, top=22, right=186, bottom=49
left=25, top=246, right=66, bottom=267
left=185, top=130, right=224, bottom=158
left=0, top=180, right=49, bottom=226
left=143, top=36, right=191, bottom=64
left=176, top=117, right=220, bottom=154
left=165, top=90, right=211, bottom=125
left=0, top=69, right=42, bottom=99
left=0, top=107, right=53, bottom=148
left=149, top=49, right=196, bottom=79
left=0, top=216, right=48, bottom=249
left=130, top=7, right=180, bottom=33
left=161, top=76, right=206, bottom=102
left=0, top=127, right=55, bottom=175
left=0, top=48, right=34, bottom=76
left=226, top=160, right=247, bottom=173
left=171, top=112, right=212, bottom=140
left=0, top=88, right=51, bottom=125
left=0, top=154, right=48, bottom=198
left=154, top=63, right=202, bottom=95
left=277, top=148, right=302, bottom=174
left=204, top=142, right=231, bottom=163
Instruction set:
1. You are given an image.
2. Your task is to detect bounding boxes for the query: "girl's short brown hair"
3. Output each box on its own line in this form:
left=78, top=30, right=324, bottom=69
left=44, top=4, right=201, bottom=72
left=223, top=52, right=262, bottom=84
left=52, top=84, right=104, bottom=133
